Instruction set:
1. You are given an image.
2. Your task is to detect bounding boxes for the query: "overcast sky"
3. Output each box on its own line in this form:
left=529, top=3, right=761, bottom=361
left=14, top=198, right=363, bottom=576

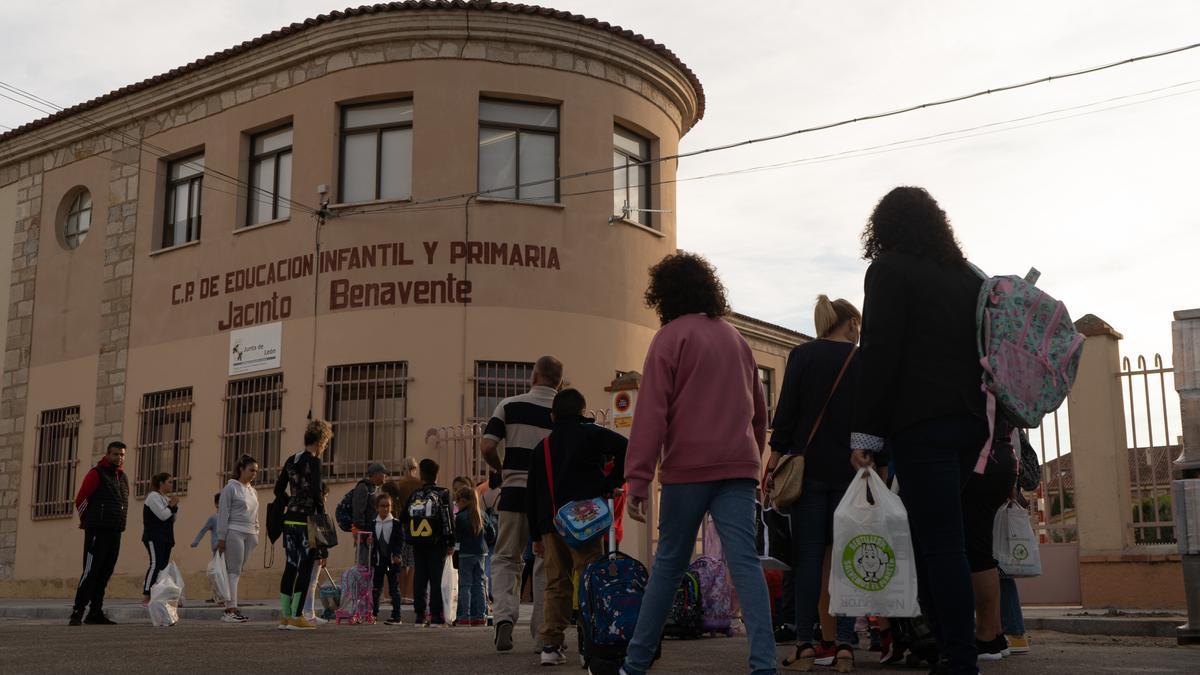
left=1, top=1, right=1194, bottom=443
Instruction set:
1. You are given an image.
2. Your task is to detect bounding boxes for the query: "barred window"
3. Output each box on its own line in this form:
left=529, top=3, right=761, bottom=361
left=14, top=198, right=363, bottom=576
left=758, top=366, right=775, bottom=426
left=135, top=387, right=193, bottom=497
left=221, top=374, right=284, bottom=486
left=323, top=362, right=409, bottom=480
left=473, top=361, right=535, bottom=421
left=32, top=406, right=81, bottom=520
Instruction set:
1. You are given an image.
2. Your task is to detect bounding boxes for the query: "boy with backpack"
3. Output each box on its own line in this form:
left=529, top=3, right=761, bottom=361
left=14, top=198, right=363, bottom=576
left=401, top=459, right=455, bottom=626
left=527, top=388, right=627, bottom=666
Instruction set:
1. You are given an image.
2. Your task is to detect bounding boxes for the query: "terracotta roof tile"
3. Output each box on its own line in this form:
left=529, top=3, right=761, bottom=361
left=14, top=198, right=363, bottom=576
left=0, top=1, right=704, bottom=145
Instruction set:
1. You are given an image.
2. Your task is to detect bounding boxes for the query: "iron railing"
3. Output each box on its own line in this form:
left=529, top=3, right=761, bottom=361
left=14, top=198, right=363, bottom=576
left=31, top=406, right=81, bottom=520
left=1029, top=408, right=1077, bottom=543
left=135, top=387, right=194, bottom=497
left=1121, top=354, right=1179, bottom=545
left=220, top=373, right=285, bottom=486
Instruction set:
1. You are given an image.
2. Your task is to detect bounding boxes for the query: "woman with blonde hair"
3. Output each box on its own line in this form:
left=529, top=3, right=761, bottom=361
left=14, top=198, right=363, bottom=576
left=767, top=295, right=862, bottom=672
left=272, top=418, right=333, bottom=630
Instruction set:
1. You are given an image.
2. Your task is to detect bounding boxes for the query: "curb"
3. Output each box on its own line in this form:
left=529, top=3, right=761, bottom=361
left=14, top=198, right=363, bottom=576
left=1025, top=616, right=1183, bottom=638
left=0, top=605, right=281, bottom=623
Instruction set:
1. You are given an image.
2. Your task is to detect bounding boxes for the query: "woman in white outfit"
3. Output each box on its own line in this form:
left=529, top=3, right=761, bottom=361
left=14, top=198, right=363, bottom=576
left=218, top=455, right=261, bottom=623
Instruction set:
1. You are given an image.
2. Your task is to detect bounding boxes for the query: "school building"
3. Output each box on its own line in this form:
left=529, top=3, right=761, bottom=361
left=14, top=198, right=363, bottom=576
left=0, top=3, right=806, bottom=595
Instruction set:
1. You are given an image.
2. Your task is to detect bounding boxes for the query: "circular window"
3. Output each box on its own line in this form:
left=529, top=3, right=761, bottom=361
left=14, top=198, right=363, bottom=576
left=62, top=189, right=92, bottom=250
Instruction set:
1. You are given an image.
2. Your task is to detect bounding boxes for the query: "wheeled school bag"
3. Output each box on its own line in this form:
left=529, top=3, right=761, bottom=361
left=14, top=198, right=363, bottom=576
left=688, top=555, right=733, bottom=636
left=335, top=532, right=376, bottom=625
left=662, top=569, right=704, bottom=639
left=971, top=264, right=1083, bottom=473
left=578, top=498, right=648, bottom=671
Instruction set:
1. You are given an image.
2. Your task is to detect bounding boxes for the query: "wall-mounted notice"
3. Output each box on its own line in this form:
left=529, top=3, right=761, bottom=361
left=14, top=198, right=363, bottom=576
left=229, top=321, right=282, bottom=376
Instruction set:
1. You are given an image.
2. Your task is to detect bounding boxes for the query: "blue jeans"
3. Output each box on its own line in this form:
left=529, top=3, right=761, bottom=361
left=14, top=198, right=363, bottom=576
left=458, top=554, right=487, bottom=621
left=789, top=480, right=856, bottom=646
left=623, top=479, right=776, bottom=675
left=998, top=572, right=1024, bottom=635
left=893, top=415, right=988, bottom=675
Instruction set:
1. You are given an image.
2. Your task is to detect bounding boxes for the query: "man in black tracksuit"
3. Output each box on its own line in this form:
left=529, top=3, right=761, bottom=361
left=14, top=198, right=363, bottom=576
left=71, top=442, right=130, bottom=625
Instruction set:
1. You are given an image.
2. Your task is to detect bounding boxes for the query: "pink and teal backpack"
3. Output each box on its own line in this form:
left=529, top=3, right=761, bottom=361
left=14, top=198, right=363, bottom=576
left=972, top=265, right=1084, bottom=473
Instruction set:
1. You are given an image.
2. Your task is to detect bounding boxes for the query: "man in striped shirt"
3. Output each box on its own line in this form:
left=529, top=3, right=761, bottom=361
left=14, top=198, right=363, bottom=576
left=481, top=356, right=562, bottom=652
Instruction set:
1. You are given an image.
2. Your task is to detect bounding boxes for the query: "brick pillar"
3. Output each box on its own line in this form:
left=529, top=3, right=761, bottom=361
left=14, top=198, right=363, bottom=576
left=1069, top=314, right=1135, bottom=556
left=92, top=141, right=140, bottom=460
left=0, top=163, right=42, bottom=580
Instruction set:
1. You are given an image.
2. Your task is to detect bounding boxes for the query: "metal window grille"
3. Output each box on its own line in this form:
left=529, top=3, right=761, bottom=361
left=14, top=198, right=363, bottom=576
left=757, top=366, right=775, bottom=426
left=472, top=361, right=535, bottom=422
left=31, top=406, right=81, bottom=520
left=135, top=387, right=194, bottom=497
left=323, top=362, right=409, bottom=481
left=220, top=373, right=285, bottom=486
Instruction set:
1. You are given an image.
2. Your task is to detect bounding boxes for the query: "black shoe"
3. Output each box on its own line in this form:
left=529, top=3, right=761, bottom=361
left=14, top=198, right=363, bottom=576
left=495, top=620, right=514, bottom=651
left=68, top=609, right=83, bottom=626
left=976, top=635, right=1006, bottom=661
left=774, top=624, right=797, bottom=644
left=84, top=613, right=117, bottom=625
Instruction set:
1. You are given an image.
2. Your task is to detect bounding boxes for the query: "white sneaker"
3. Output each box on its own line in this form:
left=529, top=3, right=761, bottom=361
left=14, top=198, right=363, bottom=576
left=541, top=646, right=567, bottom=666
left=220, top=612, right=245, bottom=623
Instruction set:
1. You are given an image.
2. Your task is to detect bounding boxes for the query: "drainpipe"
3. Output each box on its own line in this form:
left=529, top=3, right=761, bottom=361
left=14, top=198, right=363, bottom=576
left=1171, top=308, right=1200, bottom=645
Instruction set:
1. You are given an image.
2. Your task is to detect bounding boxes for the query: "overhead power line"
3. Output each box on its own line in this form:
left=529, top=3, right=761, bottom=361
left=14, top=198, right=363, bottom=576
left=336, top=77, right=1200, bottom=219
left=330, top=38, right=1200, bottom=216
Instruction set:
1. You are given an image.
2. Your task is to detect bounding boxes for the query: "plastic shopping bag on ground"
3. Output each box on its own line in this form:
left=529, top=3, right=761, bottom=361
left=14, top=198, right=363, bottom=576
left=441, top=557, right=459, bottom=621
left=148, top=561, right=185, bottom=627
left=994, top=501, right=1042, bottom=577
left=829, top=468, right=918, bottom=617
left=206, top=552, right=231, bottom=604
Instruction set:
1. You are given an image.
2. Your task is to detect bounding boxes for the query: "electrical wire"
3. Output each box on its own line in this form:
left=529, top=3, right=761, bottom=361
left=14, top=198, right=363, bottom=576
left=334, top=78, right=1200, bottom=219
left=0, top=82, right=319, bottom=215
left=328, top=38, right=1200, bottom=214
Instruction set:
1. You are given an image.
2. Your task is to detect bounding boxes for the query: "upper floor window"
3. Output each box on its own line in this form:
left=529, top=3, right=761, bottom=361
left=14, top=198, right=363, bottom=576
left=340, top=100, right=413, bottom=204
left=478, top=99, right=558, bottom=203
left=163, top=154, right=204, bottom=249
left=613, top=126, right=651, bottom=226
left=247, top=126, right=293, bottom=226
left=62, top=189, right=92, bottom=250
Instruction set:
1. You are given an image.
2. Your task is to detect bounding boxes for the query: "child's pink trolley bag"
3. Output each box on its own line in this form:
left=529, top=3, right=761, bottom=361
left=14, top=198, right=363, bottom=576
left=688, top=555, right=733, bottom=636
left=335, top=532, right=376, bottom=625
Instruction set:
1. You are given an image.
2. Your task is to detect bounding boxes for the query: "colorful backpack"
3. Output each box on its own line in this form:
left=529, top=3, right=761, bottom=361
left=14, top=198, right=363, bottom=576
left=972, top=265, right=1084, bottom=473
left=688, top=555, right=733, bottom=636
left=578, top=550, right=648, bottom=667
left=662, top=570, right=704, bottom=639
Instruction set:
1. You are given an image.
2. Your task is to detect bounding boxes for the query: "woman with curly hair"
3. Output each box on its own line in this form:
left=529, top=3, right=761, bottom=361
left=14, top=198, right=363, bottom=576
left=620, top=252, right=776, bottom=675
left=849, top=187, right=993, bottom=674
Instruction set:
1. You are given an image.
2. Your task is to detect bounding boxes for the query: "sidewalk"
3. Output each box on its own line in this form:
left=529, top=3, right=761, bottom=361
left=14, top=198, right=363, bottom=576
left=0, top=598, right=1186, bottom=636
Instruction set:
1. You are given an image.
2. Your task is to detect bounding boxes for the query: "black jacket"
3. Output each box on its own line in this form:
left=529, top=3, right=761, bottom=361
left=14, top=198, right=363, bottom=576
left=527, top=416, right=627, bottom=539
left=79, top=461, right=129, bottom=532
left=370, top=517, right=405, bottom=567
left=769, top=339, right=859, bottom=485
left=350, top=479, right=378, bottom=532
left=853, top=251, right=985, bottom=441
left=274, top=450, right=325, bottom=520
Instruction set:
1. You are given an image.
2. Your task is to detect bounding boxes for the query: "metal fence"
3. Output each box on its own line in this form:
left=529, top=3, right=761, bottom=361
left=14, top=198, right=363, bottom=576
left=135, top=388, right=194, bottom=497
left=1120, top=354, right=1179, bottom=545
left=31, top=406, right=81, bottom=520
left=220, top=373, right=285, bottom=486
left=1028, top=408, right=1077, bottom=543
left=322, top=362, right=411, bottom=482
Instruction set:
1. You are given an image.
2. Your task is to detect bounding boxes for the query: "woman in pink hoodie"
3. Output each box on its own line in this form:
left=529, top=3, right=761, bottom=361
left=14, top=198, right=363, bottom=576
left=620, top=252, right=776, bottom=675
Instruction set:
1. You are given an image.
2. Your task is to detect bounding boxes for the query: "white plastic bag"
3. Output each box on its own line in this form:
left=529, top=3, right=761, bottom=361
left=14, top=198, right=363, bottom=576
left=829, top=468, right=918, bottom=617
left=440, top=556, right=458, bottom=621
left=994, top=501, right=1042, bottom=577
left=148, top=561, right=185, bottom=627
left=207, top=552, right=231, bottom=604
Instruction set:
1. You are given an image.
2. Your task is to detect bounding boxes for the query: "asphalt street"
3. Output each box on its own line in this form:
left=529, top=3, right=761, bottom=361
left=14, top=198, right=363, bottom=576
left=1, top=619, right=1197, bottom=674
